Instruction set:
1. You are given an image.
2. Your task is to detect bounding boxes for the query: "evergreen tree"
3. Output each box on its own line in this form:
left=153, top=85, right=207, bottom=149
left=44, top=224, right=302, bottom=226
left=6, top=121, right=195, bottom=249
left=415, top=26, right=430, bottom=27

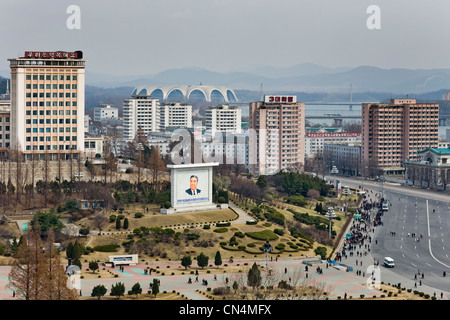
left=123, top=218, right=129, bottom=229
left=181, top=255, right=192, bottom=270
left=66, top=242, right=74, bottom=260
left=91, top=285, right=107, bottom=300
left=256, top=175, right=267, bottom=189
left=247, top=262, right=262, bottom=291
left=197, top=252, right=209, bottom=269
left=110, top=282, right=125, bottom=299
left=116, top=218, right=121, bottom=230
left=130, top=282, right=142, bottom=296
left=152, top=278, right=159, bottom=297
left=89, top=261, right=99, bottom=273
left=214, top=251, right=222, bottom=268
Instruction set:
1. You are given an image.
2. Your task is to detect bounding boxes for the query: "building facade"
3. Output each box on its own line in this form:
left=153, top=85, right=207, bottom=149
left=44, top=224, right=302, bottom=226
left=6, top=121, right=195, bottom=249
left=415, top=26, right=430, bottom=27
left=159, top=102, right=192, bottom=131
left=249, top=95, right=305, bottom=175
left=123, top=95, right=160, bottom=141
left=205, top=105, right=241, bottom=135
left=94, top=104, right=119, bottom=122
left=8, top=51, right=86, bottom=160
left=404, top=147, right=450, bottom=189
left=0, top=100, right=11, bottom=157
left=361, top=99, right=439, bottom=176
left=305, top=128, right=360, bottom=158
left=323, top=142, right=361, bottom=176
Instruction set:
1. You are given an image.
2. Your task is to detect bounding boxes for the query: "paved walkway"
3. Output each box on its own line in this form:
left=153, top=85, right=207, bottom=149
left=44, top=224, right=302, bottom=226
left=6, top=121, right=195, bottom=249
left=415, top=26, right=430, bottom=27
left=0, top=256, right=425, bottom=300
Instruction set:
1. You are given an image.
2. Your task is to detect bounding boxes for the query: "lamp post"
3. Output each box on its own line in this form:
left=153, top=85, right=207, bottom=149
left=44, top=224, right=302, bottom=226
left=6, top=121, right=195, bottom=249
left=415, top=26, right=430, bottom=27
left=342, top=185, right=350, bottom=216
left=325, top=207, right=337, bottom=239
left=262, top=240, right=273, bottom=269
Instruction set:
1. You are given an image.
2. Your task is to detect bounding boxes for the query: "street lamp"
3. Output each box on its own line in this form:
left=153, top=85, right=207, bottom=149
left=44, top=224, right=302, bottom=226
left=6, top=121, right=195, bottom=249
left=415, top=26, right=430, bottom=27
left=342, top=185, right=350, bottom=216
left=325, top=207, right=337, bottom=239
left=262, top=240, right=273, bottom=269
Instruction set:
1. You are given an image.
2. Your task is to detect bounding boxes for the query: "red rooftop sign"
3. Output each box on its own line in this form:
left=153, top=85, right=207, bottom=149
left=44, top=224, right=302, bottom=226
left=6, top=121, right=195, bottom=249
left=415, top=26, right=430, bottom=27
left=264, top=95, right=297, bottom=103
left=24, top=51, right=82, bottom=59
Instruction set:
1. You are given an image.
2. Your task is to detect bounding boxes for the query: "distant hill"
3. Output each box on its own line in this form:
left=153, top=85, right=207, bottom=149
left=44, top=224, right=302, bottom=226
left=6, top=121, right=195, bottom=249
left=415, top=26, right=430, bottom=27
left=85, top=64, right=450, bottom=94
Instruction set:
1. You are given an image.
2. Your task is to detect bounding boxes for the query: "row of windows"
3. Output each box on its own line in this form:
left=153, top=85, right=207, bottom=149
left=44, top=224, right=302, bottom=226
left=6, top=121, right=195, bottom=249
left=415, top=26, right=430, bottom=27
left=26, top=145, right=77, bottom=151
left=26, top=101, right=77, bottom=107
left=0, top=134, right=10, bottom=139
left=26, top=110, right=77, bottom=116
left=26, top=74, right=77, bottom=81
left=26, top=126, right=77, bottom=133
left=0, top=117, right=10, bottom=122
left=26, top=119, right=78, bottom=125
left=0, top=126, right=10, bottom=131
left=26, top=83, right=77, bottom=90
left=26, top=92, right=77, bottom=98
left=26, top=136, right=77, bottom=142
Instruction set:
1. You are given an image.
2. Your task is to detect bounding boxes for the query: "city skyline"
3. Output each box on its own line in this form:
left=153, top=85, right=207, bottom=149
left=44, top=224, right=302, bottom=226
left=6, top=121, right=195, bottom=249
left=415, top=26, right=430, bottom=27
left=1, top=1, right=450, bottom=77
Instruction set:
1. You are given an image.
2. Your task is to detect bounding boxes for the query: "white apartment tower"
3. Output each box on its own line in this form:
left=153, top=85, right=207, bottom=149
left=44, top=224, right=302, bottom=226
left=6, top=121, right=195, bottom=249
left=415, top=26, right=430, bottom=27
left=8, top=51, right=86, bottom=160
left=159, top=102, right=192, bottom=131
left=123, top=95, right=160, bottom=141
left=205, top=105, right=241, bottom=135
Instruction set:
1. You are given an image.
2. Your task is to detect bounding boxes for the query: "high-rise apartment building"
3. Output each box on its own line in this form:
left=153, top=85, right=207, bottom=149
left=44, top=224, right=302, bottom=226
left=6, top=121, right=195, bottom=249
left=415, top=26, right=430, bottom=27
left=123, top=95, right=193, bottom=141
left=8, top=51, right=86, bottom=160
left=205, top=105, right=241, bottom=135
left=249, top=95, right=305, bottom=175
left=159, top=102, right=192, bottom=131
left=361, top=98, right=439, bottom=176
left=123, top=95, right=160, bottom=141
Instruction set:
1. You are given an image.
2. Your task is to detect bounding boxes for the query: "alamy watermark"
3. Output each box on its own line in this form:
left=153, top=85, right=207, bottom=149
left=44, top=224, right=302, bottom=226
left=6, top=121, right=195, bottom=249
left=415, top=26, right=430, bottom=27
left=366, top=5, right=381, bottom=30
left=66, top=5, right=81, bottom=30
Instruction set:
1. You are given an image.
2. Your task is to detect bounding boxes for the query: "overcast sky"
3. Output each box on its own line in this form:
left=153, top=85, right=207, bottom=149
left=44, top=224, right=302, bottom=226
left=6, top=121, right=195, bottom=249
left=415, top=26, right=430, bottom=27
left=1, top=0, right=450, bottom=76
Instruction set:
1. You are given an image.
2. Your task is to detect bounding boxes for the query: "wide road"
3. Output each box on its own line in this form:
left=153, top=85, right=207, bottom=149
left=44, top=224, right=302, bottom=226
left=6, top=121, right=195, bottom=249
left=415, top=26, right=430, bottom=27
left=326, top=175, right=450, bottom=292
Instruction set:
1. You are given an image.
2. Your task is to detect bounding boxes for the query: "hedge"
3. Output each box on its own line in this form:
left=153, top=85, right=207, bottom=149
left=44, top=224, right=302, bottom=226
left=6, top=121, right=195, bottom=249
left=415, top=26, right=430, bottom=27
left=245, top=230, right=278, bottom=241
left=93, top=244, right=120, bottom=252
left=214, top=228, right=229, bottom=233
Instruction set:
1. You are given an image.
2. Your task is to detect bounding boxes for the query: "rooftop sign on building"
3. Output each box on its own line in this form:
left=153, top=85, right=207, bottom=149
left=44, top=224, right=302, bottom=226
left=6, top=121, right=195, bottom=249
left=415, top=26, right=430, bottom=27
left=264, top=95, right=297, bottom=104
left=23, top=51, right=83, bottom=59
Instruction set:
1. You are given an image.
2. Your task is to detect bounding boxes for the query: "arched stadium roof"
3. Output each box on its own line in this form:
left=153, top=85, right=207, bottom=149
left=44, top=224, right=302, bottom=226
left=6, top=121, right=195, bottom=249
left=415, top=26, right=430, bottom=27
left=131, top=85, right=238, bottom=102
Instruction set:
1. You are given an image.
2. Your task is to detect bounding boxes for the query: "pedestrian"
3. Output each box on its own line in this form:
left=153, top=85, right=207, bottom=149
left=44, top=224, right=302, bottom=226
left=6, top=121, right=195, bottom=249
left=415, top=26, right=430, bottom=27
left=344, top=292, right=347, bottom=299
left=419, top=280, right=422, bottom=286
left=285, top=267, right=287, bottom=274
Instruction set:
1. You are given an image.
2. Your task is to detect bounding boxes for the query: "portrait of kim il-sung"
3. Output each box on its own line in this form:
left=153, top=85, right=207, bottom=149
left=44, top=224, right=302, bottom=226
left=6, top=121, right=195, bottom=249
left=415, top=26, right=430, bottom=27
left=186, top=175, right=201, bottom=196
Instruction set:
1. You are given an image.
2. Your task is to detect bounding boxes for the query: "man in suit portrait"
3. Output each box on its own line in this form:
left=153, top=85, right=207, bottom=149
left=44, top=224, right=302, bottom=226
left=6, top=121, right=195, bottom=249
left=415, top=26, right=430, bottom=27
left=186, top=175, right=201, bottom=196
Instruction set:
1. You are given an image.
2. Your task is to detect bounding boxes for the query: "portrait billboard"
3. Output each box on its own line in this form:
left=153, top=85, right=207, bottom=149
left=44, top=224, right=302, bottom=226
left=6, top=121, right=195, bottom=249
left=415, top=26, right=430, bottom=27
left=175, top=168, right=210, bottom=205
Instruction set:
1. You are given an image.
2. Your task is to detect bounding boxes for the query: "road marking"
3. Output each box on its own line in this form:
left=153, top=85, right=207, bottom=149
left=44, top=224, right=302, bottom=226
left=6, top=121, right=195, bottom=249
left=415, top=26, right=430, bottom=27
left=402, top=254, right=405, bottom=258
left=426, top=263, right=432, bottom=267
left=411, top=263, right=417, bottom=267
left=416, top=254, right=419, bottom=258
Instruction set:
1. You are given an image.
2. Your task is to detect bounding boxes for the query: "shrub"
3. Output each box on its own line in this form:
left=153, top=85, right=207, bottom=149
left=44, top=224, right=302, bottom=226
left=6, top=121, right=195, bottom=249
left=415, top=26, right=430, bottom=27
left=134, top=212, right=144, bottom=218
left=109, top=215, right=116, bottom=222
left=203, top=225, right=211, bottom=229
left=245, top=230, right=278, bottom=241
left=216, top=222, right=231, bottom=227
left=234, top=231, right=245, bottom=238
left=93, top=244, right=120, bottom=252
left=214, top=228, right=228, bottom=233
left=274, top=228, right=284, bottom=236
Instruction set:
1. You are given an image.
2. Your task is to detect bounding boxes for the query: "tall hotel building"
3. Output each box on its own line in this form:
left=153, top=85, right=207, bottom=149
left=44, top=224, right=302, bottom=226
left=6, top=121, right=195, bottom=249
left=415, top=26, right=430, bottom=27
left=249, top=95, right=305, bottom=175
left=361, top=98, right=439, bottom=175
left=8, top=51, right=86, bottom=160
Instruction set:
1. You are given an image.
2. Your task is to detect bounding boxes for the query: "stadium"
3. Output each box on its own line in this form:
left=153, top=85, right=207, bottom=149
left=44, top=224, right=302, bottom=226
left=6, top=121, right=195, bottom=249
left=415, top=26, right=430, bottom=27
left=131, top=85, right=239, bottom=103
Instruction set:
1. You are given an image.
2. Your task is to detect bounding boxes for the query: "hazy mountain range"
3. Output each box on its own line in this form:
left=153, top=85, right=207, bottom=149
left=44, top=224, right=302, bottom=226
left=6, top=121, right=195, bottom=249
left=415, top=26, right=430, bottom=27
left=2, top=63, right=450, bottom=108
left=77, top=63, right=450, bottom=95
